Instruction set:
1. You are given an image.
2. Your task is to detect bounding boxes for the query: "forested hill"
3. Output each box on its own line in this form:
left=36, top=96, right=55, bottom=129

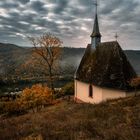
left=0, top=43, right=140, bottom=75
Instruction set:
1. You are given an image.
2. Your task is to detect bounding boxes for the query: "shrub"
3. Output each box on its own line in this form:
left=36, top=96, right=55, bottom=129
left=0, top=84, right=53, bottom=116
left=20, top=84, right=53, bottom=110
left=5, top=101, right=27, bottom=115
left=0, top=101, right=27, bottom=116
left=61, top=82, right=74, bottom=96
left=129, top=77, right=140, bottom=96
left=130, top=77, right=140, bottom=88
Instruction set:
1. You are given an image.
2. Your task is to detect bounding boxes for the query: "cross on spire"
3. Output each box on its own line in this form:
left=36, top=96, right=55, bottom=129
left=115, top=33, right=119, bottom=41
left=93, top=0, right=98, bottom=14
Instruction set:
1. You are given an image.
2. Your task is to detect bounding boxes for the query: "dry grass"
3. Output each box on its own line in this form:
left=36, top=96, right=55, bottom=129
left=0, top=96, right=140, bottom=140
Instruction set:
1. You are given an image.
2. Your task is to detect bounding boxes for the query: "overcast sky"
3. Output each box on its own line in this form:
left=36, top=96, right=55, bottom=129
left=0, top=0, right=140, bottom=50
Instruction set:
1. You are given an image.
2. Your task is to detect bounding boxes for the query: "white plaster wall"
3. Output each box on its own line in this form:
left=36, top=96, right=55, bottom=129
left=102, top=88, right=126, bottom=101
left=74, top=80, right=137, bottom=104
left=92, top=85, right=103, bottom=103
left=75, top=80, right=102, bottom=104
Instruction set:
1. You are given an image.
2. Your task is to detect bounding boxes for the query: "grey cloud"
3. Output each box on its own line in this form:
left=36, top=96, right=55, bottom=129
left=29, top=1, right=47, bottom=13
left=0, top=2, right=19, bottom=9
left=53, top=0, right=68, bottom=14
left=100, top=0, right=122, bottom=15
left=0, top=0, right=139, bottom=49
left=18, top=0, right=30, bottom=4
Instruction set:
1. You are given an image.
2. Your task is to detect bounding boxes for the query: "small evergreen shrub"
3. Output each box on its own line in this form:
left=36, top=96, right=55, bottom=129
left=61, top=82, right=74, bottom=96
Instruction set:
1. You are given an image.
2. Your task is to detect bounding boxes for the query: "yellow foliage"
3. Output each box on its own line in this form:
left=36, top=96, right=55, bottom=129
left=0, top=84, right=53, bottom=115
left=130, top=77, right=140, bottom=88
left=20, top=84, right=52, bottom=109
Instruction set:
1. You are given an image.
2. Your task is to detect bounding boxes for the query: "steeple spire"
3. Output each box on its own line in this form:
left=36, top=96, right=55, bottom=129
left=91, top=0, right=101, bottom=49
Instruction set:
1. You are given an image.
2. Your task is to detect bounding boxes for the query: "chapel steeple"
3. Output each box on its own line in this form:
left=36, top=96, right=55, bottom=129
left=91, top=0, right=101, bottom=49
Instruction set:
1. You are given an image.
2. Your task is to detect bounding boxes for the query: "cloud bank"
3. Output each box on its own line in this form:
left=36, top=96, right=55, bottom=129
left=0, top=0, right=139, bottom=49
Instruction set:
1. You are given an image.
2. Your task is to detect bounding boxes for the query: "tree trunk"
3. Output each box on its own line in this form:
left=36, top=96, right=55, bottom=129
left=49, top=68, right=55, bottom=95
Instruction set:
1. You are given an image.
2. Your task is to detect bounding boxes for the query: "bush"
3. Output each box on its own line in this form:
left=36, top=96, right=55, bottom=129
left=61, top=82, right=74, bottom=96
left=0, top=101, right=27, bottom=116
left=20, top=84, right=53, bottom=110
left=5, top=101, right=27, bottom=115
left=0, top=84, right=53, bottom=116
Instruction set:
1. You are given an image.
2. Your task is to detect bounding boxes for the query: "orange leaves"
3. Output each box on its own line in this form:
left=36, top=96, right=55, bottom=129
left=32, top=34, right=62, bottom=67
left=39, top=33, right=63, bottom=48
left=130, top=77, right=140, bottom=88
left=20, top=84, right=52, bottom=108
left=0, top=85, right=54, bottom=115
left=29, top=33, right=62, bottom=90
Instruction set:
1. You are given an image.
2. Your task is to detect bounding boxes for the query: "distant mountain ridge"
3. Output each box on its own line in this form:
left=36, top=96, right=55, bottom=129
left=0, top=42, right=140, bottom=75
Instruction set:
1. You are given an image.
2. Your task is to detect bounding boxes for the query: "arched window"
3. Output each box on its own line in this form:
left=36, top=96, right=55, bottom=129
left=89, top=84, right=93, bottom=98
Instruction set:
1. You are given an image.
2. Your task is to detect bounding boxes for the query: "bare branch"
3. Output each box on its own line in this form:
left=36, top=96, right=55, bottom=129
left=28, top=33, right=62, bottom=91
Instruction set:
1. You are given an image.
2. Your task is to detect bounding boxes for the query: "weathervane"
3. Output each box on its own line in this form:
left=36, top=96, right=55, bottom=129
left=115, top=33, right=119, bottom=41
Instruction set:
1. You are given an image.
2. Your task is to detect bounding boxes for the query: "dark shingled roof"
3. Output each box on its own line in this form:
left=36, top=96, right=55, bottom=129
left=75, top=41, right=137, bottom=91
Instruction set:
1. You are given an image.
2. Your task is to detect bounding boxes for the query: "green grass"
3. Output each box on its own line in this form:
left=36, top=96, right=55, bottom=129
left=0, top=95, right=140, bottom=140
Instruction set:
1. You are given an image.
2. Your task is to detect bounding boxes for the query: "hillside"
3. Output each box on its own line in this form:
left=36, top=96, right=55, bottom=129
left=0, top=43, right=32, bottom=75
left=0, top=43, right=140, bottom=75
left=125, top=50, right=140, bottom=75
left=0, top=95, right=140, bottom=140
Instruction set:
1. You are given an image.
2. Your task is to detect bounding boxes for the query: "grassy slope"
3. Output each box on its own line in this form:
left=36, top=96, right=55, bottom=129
left=0, top=96, right=140, bottom=140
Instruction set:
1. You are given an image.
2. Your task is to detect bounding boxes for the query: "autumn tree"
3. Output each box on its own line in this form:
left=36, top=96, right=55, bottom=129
left=129, top=77, right=140, bottom=96
left=29, top=33, right=62, bottom=92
